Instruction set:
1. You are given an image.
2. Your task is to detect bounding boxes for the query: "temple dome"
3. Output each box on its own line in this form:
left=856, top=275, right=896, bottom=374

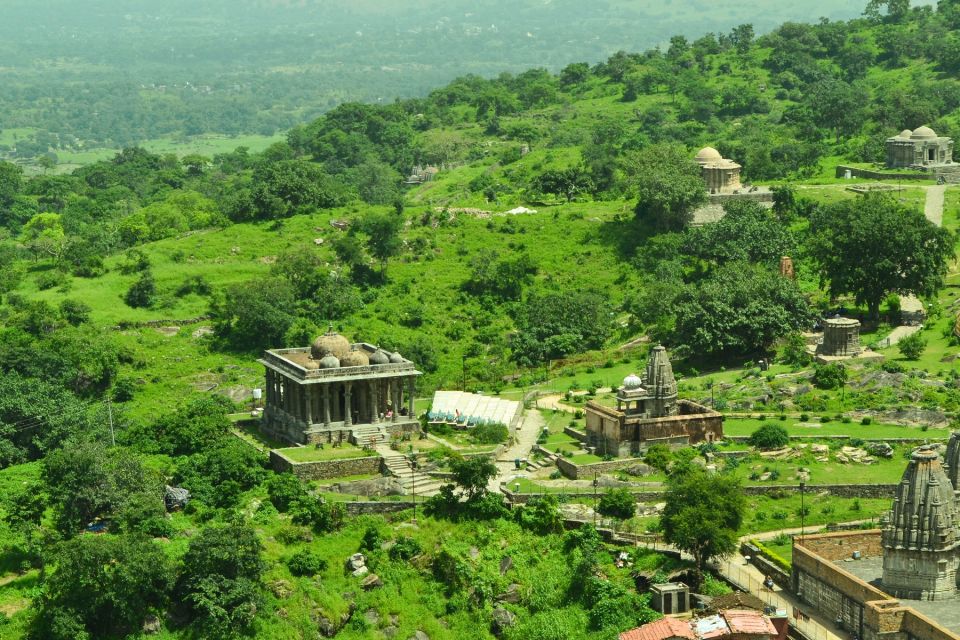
left=695, top=147, right=722, bottom=164
left=318, top=354, right=340, bottom=369
left=899, top=129, right=912, bottom=138
left=369, top=349, right=391, bottom=365
left=340, top=347, right=370, bottom=367
left=310, top=331, right=351, bottom=360
left=389, top=352, right=405, bottom=364
left=911, top=126, right=938, bottom=140
left=623, top=374, right=643, bottom=390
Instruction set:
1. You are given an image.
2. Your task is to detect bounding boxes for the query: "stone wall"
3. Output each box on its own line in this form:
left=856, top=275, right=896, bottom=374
left=835, top=165, right=928, bottom=181
left=797, top=530, right=884, bottom=561
left=564, top=426, right=588, bottom=442
left=556, top=456, right=642, bottom=480
left=344, top=501, right=415, bottom=515
left=792, top=532, right=960, bottom=640
left=269, top=450, right=383, bottom=480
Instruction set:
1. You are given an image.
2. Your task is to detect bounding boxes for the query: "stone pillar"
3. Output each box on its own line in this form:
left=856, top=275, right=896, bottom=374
left=305, top=385, right=313, bottom=425
left=391, top=380, right=399, bottom=423
left=322, top=384, right=331, bottom=426
left=407, top=377, right=415, bottom=418
left=371, top=381, right=380, bottom=424
left=282, top=378, right=290, bottom=414
left=344, top=382, right=353, bottom=427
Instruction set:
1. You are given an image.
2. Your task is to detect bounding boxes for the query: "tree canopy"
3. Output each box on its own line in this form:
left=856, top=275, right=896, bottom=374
left=809, top=193, right=954, bottom=319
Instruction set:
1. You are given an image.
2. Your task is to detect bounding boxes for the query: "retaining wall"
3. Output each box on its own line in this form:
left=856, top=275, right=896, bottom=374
left=269, top=450, right=383, bottom=480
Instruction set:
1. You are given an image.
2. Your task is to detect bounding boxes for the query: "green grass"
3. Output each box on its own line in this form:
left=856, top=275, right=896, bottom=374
left=721, top=417, right=950, bottom=439
left=275, top=445, right=377, bottom=463
left=741, top=494, right=887, bottom=535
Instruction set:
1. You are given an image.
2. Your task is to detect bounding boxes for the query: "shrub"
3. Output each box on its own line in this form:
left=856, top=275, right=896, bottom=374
left=388, top=535, right=422, bottom=561
left=898, top=332, right=926, bottom=360
left=748, top=424, right=789, bottom=450
left=861, top=417, right=872, bottom=425
left=813, top=363, right=847, bottom=390
left=266, top=473, right=305, bottom=512
left=124, top=270, right=156, bottom=308
left=286, top=549, right=327, bottom=576
left=597, top=488, right=636, bottom=520
left=472, top=422, right=509, bottom=444
left=644, top=444, right=672, bottom=472
left=800, top=414, right=809, bottom=422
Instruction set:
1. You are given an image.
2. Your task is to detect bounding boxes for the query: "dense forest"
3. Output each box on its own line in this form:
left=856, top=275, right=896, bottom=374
left=0, top=1, right=957, bottom=639
left=0, top=0, right=874, bottom=153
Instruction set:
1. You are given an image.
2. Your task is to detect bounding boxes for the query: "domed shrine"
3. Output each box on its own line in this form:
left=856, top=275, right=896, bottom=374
left=259, top=330, right=422, bottom=445
left=584, top=346, right=722, bottom=457
left=695, top=146, right=742, bottom=194
left=886, top=126, right=954, bottom=169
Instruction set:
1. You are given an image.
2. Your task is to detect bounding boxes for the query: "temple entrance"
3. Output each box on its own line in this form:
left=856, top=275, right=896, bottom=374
left=930, top=148, right=936, bottom=161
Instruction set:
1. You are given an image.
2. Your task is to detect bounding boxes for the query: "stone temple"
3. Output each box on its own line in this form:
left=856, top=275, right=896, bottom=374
left=259, top=330, right=421, bottom=445
left=881, top=445, right=960, bottom=601
left=886, top=126, right=954, bottom=169
left=817, top=317, right=862, bottom=358
left=585, top=346, right=722, bottom=456
left=695, top=147, right=742, bottom=194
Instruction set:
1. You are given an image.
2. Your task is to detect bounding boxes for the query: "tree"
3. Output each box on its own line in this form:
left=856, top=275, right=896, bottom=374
left=661, top=466, right=745, bottom=578
left=352, top=211, right=404, bottom=277
left=531, top=168, right=594, bottom=202
left=898, top=331, right=926, bottom=360
left=135, top=395, right=233, bottom=456
left=211, top=277, right=297, bottom=350
left=515, top=495, right=564, bottom=534
left=813, top=362, right=848, bottom=390
left=667, top=262, right=813, bottom=358
left=749, top=424, right=790, bottom=450
left=808, top=194, right=954, bottom=320
left=684, top=200, right=794, bottom=267
left=463, top=250, right=537, bottom=301
left=450, top=456, right=498, bottom=500
left=31, top=535, right=173, bottom=640
left=598, top=488, right=636, bottom=520
left=511, top=289, right=615, bottom=365
left=124, top=270, right=156, bottom=308
left=177, top=522, right=265, bottom=639
left=626, top=144, right=707, bottom=232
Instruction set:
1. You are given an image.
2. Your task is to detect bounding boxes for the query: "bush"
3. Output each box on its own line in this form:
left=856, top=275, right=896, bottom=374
left=286, top=549, right=327, bottom=576
left=898, top=332, right=926, bottom=360
left=813, top=363, right=847, bottom=390
left=471, top=422, right=509, bottom=444
left=644, top=444, right=672, bottom=472
left=861, top=417, right=872, bottom=425
left=748, top=424, right=789, bottom=450
left=800, top=413, right=809, bottom=422
left=597, top=488, right=636, bottom=520
left=388, top=535, right=422, bottom=561
left=266, top=473, right=305, bottom=512
left=124, top=270, right=156, bottom=308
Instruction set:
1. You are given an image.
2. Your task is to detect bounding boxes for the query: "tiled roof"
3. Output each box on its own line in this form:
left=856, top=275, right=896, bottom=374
left=722, top=609, right=779, bottom=636
left=620, top=617, right=696, bottom=640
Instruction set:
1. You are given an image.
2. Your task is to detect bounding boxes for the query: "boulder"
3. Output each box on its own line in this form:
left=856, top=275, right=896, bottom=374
left=347, top=553, right=366, bottom=571
left=352, top=566, right=369, bottom=578
left=499, top=556, right=513, bottom=575
left=865, top=442, right=894, bottom=459
left=361, top=574, right=383, bottom=590
left=491, top=607, right=517, bottom=637
left=364, top=609, right=381, bottom=626
left=408, top=631, right=430, bottom=640
left=495, top=583, right=521, bottom=604
left=269, top=579, right=292, bottom=599
left=624, top=463, right=655, bottom=477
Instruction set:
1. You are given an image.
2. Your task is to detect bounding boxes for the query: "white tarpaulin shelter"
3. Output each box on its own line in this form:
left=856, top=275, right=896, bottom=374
left=428, top=391, right=521, bottom=428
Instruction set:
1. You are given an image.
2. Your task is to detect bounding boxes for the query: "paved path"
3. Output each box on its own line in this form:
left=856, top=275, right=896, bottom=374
left=490, top=407, right=544, bottom=492
left=924, top=184, right=946, bottom=226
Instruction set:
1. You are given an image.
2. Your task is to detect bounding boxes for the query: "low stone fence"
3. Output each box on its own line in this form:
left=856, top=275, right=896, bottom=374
left=835, top=165, right=928, bottom=181
left=564, top=426, right=588, bottom=442
left=556, top=456, right=641, bottom=480
left=270, top=450, right=383, bottom=480
left=725, top=435, right=945, bottom=444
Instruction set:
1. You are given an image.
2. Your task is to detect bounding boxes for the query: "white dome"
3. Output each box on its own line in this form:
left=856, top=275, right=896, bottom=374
left=911, top=126, right=937, bottom=140
left=899, top=129, right=912, bottom=139
left=623, top=374, right=642, bottom=390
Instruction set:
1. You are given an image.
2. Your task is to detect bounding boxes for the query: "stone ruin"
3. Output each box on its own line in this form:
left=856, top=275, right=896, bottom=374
left=816, top=317, right=862, bottom=358
left=881, top=444, right=960, bottom=601
left=779, top=256, right=795, bottom=280
left=886, top=126, right=954, bottom=169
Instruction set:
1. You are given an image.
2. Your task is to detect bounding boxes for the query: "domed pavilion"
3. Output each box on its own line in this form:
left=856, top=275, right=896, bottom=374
left=695, top=146, right=742, bottom=194
left=259, top=330, right=422, bottom=445
left=886, top=126, right=954, bottom=169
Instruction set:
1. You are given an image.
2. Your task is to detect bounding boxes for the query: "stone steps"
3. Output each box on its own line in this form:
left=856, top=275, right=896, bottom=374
left=380, top=453, right=442, bottom=496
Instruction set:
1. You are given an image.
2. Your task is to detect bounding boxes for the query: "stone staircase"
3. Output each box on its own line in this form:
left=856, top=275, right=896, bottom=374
left=350, top=425, right=388, bottom=447
left=380, top=452, right=444, bottom=497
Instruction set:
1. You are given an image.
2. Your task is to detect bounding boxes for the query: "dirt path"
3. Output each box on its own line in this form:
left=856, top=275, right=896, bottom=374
left=490, top=408, right=545, bottom=492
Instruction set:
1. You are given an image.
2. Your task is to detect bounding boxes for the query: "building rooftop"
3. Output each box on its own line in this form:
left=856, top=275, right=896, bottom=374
left=835, top=555, right=960, bottom=634
left=621, top=610, right=779, bottom=640
left=620, top=617, right=696, bottom=640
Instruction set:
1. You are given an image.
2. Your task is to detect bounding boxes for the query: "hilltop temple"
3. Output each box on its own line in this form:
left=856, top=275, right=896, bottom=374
left=584, top=346, right=722, bottom=456
left=259, top=330, right=422, bottom=445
